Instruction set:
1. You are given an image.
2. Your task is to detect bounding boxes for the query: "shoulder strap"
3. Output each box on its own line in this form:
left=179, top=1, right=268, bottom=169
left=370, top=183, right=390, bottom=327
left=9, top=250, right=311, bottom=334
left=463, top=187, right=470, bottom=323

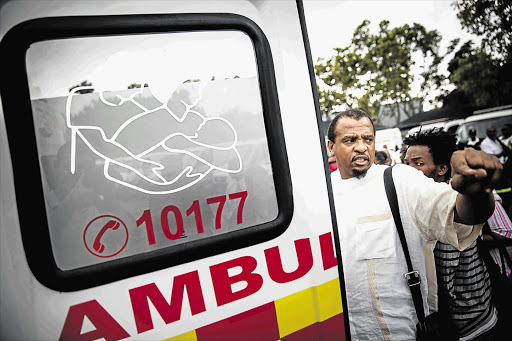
left=383, top=166, right=426, bottom=321
left=384, top=167, right=414, bottom=270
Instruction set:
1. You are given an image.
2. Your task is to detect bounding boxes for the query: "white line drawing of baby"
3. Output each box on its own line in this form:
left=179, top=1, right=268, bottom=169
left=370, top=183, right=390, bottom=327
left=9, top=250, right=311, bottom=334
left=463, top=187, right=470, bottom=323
left=66, top=81, right=242, bottom=195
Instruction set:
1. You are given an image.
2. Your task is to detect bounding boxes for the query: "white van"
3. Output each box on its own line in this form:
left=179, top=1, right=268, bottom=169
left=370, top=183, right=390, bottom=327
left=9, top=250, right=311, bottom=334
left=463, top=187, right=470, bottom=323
left=406, top=118, right=464, bottom=137
left=0, top=1, right=348, bottom=340
left=456, top=105, right=512, bottom=145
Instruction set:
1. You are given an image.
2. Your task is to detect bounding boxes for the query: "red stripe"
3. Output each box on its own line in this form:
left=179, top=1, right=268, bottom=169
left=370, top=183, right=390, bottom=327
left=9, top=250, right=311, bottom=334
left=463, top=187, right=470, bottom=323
left=281, top=313, right=345, bottom=341
left=196, top=302, right=279, bottom=341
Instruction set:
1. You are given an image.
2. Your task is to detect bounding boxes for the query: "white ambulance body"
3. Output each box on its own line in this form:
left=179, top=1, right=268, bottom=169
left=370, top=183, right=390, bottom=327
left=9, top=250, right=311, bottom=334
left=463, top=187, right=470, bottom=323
left=0, top=1, right=348, bottom=340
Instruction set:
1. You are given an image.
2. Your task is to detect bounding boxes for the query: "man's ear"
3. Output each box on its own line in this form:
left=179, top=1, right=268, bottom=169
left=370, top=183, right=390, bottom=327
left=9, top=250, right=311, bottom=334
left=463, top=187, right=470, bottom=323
left=327, top=140, right=334, bottom=155
left=437, top=164, right=449, bottom=177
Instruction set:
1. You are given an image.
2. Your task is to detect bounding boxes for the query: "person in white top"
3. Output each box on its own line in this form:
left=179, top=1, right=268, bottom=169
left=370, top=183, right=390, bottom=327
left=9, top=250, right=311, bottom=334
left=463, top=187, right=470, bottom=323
left=480, top=126, right=508, bottom=164
left=466, top=127, right=481, bottom=149
left=499, top=124, right=512, bottom=149
left=327, top=109, right=501, bottom=340
left=481, top=125, right=512, bottom=220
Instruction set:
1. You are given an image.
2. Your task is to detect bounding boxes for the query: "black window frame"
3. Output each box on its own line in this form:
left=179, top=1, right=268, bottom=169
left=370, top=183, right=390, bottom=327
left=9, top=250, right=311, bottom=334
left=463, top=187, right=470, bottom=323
left=0, top=13, right=292, bottom=292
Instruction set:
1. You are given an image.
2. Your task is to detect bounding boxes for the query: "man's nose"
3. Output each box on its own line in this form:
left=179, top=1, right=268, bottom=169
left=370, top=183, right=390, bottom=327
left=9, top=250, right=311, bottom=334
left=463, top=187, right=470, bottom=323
left=354, top=138, right=367, bottom=152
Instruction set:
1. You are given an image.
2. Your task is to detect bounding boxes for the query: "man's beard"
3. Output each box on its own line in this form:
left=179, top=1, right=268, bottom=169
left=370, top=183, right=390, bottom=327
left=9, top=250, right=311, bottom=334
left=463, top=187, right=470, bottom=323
left=352, top=168, right=368, bottom=179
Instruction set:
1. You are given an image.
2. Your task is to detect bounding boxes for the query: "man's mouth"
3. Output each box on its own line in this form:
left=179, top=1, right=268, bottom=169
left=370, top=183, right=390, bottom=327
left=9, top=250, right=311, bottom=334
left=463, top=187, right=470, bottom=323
left=352, top=155, right=369, bottom=166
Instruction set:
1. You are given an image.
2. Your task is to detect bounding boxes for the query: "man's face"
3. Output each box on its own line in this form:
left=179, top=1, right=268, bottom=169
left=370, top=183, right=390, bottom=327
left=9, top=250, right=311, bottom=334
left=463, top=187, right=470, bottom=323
left=404, top=145, right=445, bottom=182
left=487, top=127, right=497, bottom=140
left=328, top=117, right=375, bottom=179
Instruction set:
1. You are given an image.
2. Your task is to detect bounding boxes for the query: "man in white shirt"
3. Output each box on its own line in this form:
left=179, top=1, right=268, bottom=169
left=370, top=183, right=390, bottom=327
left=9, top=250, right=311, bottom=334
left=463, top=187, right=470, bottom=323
left=480, top=126, right=512, bottom=215
left=499, top=124, right=512, bottom=149
left=466, top=127, right=481, bottom=149
left=327, top=109, right=501, bottom=340
left=480, top=126, right=508, bottom=164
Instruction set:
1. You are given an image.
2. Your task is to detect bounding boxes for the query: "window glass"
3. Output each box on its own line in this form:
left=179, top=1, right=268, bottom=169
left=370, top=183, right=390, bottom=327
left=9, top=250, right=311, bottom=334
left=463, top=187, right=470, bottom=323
left=26, top=31, right=278, bottom=270
left=458, top=115, right=512, bottom=143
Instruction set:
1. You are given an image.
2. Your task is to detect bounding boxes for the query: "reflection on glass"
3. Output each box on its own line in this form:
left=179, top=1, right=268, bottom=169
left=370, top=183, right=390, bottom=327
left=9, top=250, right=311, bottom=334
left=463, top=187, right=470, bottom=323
left=26, top=31, right=278, bottom=270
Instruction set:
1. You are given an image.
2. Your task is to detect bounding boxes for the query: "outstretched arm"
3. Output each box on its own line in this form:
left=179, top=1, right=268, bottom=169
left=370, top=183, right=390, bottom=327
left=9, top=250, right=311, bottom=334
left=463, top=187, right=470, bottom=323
left=450, top=148, right=502, bottom=224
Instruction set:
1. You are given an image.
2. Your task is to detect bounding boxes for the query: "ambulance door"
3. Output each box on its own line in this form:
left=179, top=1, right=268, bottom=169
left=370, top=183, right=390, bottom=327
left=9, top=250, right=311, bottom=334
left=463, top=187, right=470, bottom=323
left=0, top=1, right=348, bottom=340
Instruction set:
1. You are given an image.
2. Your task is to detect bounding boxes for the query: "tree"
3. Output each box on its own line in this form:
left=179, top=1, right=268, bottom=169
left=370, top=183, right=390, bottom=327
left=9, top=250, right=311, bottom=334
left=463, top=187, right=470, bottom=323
left=315, top=20, right=443, bottom=120
left=445, top=41, right=503, bottom=109
left=453, top=0, right=512, bottom=62
left=128, top=83, right=148, bottom=89
left=69, top=80, right=94, bottom=94
left=441, top=0, right=512, bottom=111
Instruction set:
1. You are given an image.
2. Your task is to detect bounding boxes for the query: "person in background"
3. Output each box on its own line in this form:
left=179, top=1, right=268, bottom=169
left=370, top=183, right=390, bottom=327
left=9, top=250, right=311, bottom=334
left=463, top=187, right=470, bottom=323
left=480, top=126, right=509, bottom=164
left=466, top=127, right=481, bottom=150
left=327, top=109, right=500, bottom=340
left=374, top=150, right=390, bottom=165
left=499, top=124, right=512, bottom=153
left=383, top=144, right=403, bottom=165
left=392, top=145, right=404, bottom=164
left=399, top=143, right=408, bottom=164
left=404, top=128, right=505, bottom=340
left=328, top=155, right=338, bottom=171
left=480, top=126, right=512, bottom=217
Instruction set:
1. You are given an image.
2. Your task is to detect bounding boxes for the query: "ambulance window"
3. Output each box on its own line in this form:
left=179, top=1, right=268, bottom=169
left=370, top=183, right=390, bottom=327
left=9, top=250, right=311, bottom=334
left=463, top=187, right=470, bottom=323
left=1, top=14, right=291, bottom=290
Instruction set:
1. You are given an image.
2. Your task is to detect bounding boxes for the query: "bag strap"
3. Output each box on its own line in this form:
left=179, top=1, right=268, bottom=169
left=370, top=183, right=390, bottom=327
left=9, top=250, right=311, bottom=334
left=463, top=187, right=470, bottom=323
left=383, top=166, right=426, bottom=321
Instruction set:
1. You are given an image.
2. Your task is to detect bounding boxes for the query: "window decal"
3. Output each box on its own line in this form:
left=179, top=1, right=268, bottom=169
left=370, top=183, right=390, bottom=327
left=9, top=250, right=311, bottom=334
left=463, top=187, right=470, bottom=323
left=67, top=83, right=242, bottom=195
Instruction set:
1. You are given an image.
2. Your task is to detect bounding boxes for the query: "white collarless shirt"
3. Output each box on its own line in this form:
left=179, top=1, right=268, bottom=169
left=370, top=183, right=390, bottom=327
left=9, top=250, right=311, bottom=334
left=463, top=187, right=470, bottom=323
left=331, top=164, right=480, bottom=341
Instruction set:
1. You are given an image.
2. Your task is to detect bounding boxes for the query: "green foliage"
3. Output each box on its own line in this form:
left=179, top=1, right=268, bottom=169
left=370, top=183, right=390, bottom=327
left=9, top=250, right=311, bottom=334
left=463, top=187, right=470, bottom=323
left=453, top=0, right=512, bottom=61
left=442, top=0, right=512, bottom=111
left=447, top=42, right=500, bottom=108
left=315, top=20, right=442, bottom=120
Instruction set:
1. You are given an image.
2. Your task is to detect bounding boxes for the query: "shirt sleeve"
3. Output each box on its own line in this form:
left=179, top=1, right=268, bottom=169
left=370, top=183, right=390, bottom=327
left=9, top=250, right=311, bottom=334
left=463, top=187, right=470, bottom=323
left=488, top=191, right=512, bottom=238
left=392, top=164, right=482, bottom=250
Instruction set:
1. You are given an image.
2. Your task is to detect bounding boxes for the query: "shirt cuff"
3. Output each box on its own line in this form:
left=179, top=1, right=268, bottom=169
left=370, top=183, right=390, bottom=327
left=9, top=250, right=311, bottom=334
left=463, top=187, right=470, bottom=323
left=446, top=222, right=483, bottom=251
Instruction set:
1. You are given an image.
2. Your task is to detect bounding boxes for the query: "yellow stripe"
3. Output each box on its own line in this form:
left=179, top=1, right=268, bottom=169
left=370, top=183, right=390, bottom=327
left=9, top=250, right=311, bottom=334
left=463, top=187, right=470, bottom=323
left=163, top=330, right=197, bottom=341
left=496, top=187, right=511, bottom=194
left=275, top=278, right=343, bottom=338
left=367, top=260, right=392, bottom=341
left=163, top=279, right=343, bottom=340
left=317, top=278, right=343, bottom=321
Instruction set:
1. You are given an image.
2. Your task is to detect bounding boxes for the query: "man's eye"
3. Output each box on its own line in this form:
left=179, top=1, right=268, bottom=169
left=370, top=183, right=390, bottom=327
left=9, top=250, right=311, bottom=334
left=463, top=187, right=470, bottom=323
left=365, top=137, right=373, bottom=142
left=416, top=162, right=424, bottom=166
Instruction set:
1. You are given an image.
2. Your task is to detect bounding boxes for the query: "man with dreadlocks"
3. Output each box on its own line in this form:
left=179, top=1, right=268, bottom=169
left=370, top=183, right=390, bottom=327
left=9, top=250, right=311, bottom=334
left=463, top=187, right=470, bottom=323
left=404, top=128, right=504, bottom=340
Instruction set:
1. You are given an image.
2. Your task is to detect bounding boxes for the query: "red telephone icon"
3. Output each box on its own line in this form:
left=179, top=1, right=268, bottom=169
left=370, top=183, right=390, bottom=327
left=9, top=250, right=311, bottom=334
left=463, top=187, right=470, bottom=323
left=93, top=219, right=121, bottom=253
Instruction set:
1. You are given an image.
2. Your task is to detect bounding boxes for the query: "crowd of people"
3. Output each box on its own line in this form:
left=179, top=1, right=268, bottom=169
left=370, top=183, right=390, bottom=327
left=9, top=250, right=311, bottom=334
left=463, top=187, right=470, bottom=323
left=327, top=109, right=512, bottom=340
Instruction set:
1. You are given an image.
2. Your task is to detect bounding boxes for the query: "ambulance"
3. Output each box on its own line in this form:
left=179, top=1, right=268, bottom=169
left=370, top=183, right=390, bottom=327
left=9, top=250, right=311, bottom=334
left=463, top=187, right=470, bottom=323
left=0, top=1, right=349, bottom=340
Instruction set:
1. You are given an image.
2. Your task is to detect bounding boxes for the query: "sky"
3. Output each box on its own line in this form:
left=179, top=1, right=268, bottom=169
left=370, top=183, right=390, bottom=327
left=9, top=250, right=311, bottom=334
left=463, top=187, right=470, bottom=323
left=1, top=0, right=481, bottom=110
left=302, top=0, right=480, bottom=110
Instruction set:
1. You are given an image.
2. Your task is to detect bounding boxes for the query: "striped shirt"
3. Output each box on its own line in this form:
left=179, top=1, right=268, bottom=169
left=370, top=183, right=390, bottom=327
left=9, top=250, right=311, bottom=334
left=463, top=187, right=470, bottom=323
left=488, top=193, right=512, bottom=239
left=434, top=240, right=498, bottom=341
left=488, top=192, right=512, bottom=276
